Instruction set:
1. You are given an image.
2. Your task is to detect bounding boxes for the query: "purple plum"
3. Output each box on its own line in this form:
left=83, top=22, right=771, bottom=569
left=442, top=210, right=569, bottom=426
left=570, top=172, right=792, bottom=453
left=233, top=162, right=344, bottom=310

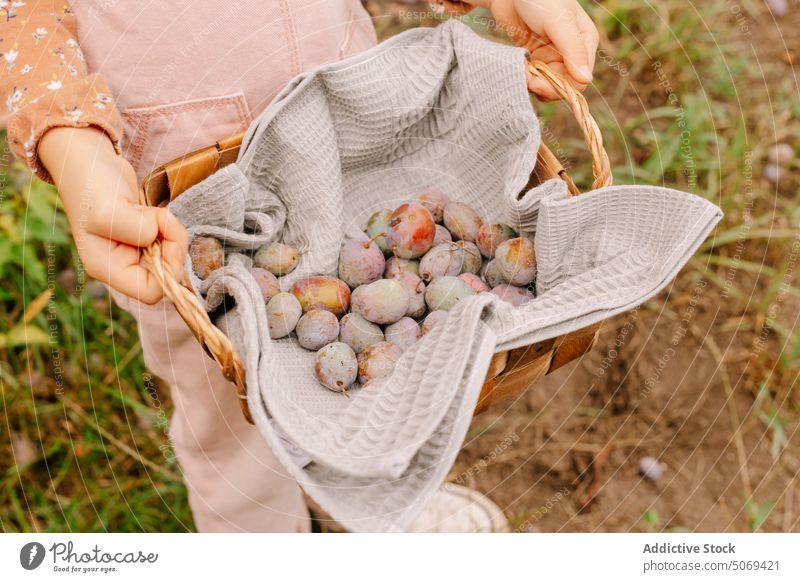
left=338, top=237, right=385, bottom=288
left=296, top=309, right=340, bottom=351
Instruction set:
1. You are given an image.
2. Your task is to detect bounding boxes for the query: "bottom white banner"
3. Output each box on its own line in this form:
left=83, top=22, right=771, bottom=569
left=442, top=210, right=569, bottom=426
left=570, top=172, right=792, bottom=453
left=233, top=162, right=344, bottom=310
left=1, top=533, right=797, bottom=581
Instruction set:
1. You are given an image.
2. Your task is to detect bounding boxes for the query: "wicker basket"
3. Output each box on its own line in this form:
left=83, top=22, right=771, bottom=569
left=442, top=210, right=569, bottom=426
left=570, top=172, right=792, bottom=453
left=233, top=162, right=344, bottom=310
left=139, top=59, right=612, bottom=424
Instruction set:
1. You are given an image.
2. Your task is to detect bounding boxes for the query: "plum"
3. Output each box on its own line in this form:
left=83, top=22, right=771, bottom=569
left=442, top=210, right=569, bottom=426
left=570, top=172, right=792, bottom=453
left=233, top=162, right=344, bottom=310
left=385, top=317, right=421, bottom=351
left=351, top=279, right=409, bottom=325
left=392, top=271, right=426, bottom=318
left=768, top=143, right=794, bottom=166
left=455, top=240, right=482, bottom=274
left=418, top=242, right=464, bottom=282
left=290, top=276, right=350, bottom=317
left=476, top=223, right=517, bottom=258
left=384, top=256, right=420, bottom=278
left=443, top=202, right=482, bottom=242
left=338, top=313, right=384, bottom=354
left=189, top=236, right=224, bottom=279
left=296, top=309, right=340, bottom=351
left=491, top=284, right=534, bottom=307
left=482, top=259, right=504, bottom=288
left=315, top=342, right=358, bottom=394
left=252, top=267, right=280, bottom=303
left=357, top=341, right=402, bottom=385
left=365, top=209, right=392, bottom=254
left=639, top=457, right=663, bottom=481
left=421, top=310, right=448, bottom=335
left=458, top=272, right=490, bottom=294
left=254, top=242, right=299, bottom=276
left=338, top=237, right=385, bottom=288
left=495, top=237, right=536, bottom=286
left=418, top=190, right=451, bottom=223
left=386, top=201, right=436, bottom=259
left=425, top=276, right=475, bottom=311
left=266, top=292, right=303, bottom=339
left=433, top=224, right=452, bottom=245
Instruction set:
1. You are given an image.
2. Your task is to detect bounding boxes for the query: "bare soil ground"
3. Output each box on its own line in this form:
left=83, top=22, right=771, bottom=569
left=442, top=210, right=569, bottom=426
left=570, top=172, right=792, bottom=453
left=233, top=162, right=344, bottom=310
left=457, top=294, right=798, bottom=532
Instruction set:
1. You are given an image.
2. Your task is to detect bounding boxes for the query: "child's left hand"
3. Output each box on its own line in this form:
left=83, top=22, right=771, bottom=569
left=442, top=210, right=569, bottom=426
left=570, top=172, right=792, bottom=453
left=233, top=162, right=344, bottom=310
left=436, top=0, right=599, bottom=101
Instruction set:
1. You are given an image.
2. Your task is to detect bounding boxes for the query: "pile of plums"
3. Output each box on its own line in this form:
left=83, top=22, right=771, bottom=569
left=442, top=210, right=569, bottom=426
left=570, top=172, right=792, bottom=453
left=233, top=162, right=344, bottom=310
left=189, top=191, right=536, bottom=396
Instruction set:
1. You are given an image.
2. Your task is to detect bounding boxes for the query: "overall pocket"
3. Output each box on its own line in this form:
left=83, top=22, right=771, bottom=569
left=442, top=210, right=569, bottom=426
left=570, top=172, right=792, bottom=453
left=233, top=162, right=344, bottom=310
left=121, top=92, right=251, bottom=180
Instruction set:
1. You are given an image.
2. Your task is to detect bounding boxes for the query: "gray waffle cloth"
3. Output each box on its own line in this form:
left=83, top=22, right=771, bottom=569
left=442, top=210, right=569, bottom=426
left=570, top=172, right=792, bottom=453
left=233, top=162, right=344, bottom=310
left=168, top=21, right=722, bottom=532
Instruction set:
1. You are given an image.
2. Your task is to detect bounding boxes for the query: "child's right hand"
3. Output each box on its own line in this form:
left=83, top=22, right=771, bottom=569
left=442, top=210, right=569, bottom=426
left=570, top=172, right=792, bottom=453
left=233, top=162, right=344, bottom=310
left=39, top=127, right=188, bottom=304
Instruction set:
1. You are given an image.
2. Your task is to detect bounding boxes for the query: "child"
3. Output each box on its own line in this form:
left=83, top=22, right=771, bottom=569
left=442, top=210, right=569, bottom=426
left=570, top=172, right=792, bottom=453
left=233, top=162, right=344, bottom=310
left=2, top=0, right=598, bottom=532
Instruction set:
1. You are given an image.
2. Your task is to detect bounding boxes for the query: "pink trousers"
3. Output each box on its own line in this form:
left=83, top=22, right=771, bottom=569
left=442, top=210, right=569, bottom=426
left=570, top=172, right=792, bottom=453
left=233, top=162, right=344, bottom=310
left=75, top=0, right=377, bottom=531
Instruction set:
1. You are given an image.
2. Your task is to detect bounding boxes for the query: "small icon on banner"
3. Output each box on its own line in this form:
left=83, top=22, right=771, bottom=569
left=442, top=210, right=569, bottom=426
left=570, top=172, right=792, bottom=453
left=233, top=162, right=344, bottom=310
left=20, top=542, right=46, bottom=570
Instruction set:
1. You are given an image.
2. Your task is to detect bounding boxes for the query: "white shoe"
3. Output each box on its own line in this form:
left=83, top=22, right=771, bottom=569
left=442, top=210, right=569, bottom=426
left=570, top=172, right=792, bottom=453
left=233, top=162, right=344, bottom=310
left=408, top=483, right=510, bottom=533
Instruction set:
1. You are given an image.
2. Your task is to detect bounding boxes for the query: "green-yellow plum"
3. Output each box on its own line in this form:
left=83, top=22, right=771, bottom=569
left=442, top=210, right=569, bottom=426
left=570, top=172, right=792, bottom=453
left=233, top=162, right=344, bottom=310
left=425, top=276, right=475, bottom=311
left=365, top=210, right=392, bottom=255
left=254, top=242, right=300, bottom=276
left=290, top=276, right=350, bottom=317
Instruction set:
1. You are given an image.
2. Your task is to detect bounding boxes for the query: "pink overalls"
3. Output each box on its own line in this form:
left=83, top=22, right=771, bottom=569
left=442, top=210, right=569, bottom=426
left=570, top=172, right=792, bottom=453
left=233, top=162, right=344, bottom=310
left=70, top=0, right=377, bottom=532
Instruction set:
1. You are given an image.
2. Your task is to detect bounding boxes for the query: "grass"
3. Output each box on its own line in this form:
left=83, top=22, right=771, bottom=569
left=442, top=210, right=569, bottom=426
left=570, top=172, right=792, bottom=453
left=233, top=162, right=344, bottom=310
left=1, top=0, right=798, bottom=532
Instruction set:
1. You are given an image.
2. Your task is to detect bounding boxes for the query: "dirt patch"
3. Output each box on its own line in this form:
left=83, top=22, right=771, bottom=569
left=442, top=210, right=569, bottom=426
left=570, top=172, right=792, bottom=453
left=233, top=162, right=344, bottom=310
left=455, top=278, right=798, bottom=532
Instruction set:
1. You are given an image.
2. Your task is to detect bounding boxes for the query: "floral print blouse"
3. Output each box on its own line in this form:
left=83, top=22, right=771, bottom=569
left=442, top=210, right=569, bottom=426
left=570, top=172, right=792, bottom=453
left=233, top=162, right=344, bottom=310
left=0, top=1, right=122, bottom=182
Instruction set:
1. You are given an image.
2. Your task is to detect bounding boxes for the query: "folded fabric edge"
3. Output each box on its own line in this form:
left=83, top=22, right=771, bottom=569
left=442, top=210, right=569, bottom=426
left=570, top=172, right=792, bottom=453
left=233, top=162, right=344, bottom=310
left=496, top=195, right=723, bottom=351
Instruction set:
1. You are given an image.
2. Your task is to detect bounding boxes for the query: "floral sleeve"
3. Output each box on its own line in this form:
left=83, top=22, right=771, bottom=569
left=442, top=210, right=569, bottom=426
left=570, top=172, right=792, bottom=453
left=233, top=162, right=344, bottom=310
left=0, top=1, right=123, bottom=183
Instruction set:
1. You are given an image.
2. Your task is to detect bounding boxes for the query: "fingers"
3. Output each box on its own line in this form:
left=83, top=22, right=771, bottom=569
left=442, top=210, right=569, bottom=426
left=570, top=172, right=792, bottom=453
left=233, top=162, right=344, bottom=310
left=543, top=5, right=593, bottom=84
left=80, top=207, right=189, bottom=304
left=155, top=208, right=190, bottom=284
left=527, top=59, right=587, bottom=100
left=576, top=9, right=599, bottom=74
left=527, top=76, right=560, bottom=101
left=80, top=151, right=165, bottom=247
left=87, top=195, right=162, bottom=247
left=80, top=237, right=165, bottom=305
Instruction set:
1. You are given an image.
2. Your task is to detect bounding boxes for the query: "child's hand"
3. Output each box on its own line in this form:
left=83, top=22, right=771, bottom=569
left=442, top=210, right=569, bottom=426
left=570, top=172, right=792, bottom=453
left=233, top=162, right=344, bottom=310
left=39, top=127, right=188, bottom=304
left=495, top=0, right=598, bottom=99
left=440, top=0, right=599, bottom=100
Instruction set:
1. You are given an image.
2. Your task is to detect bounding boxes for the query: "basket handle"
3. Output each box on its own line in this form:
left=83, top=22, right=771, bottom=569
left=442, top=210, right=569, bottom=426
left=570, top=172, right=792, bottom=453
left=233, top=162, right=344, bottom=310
left=137, top=59, right=611, bottom=425
left=525, top=59, right=612, bottom=193
left=136, top=193, right=252, bottom=423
